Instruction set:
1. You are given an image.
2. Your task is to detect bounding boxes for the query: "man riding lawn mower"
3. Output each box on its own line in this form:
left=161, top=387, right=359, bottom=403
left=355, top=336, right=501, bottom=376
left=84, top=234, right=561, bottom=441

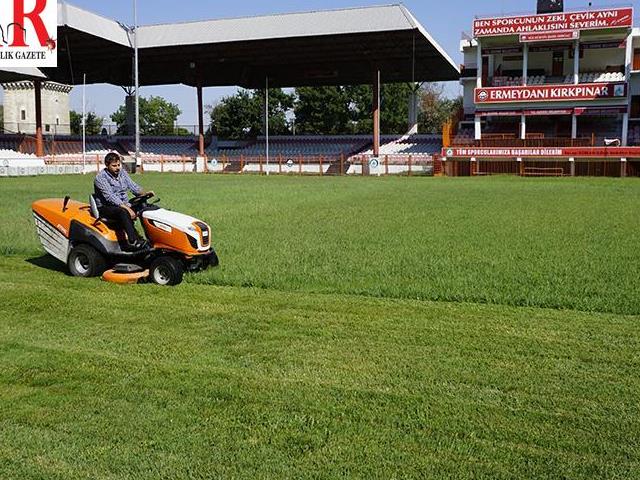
left=32, top=153, right=219, bottom=286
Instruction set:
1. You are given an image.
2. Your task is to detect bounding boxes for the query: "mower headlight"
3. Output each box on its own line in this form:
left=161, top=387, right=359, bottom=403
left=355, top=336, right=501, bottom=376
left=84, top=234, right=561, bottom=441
left=150, top=220, right=172, bottom=233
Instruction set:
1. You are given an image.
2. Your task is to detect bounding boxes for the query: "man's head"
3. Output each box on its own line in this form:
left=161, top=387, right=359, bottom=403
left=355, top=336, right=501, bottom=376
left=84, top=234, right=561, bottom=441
left=104, top=152, right=122, bottom=175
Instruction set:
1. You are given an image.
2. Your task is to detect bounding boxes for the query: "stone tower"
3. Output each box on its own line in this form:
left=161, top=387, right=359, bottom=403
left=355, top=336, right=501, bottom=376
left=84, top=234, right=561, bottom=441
left=1, top=81, right=73, bottom=136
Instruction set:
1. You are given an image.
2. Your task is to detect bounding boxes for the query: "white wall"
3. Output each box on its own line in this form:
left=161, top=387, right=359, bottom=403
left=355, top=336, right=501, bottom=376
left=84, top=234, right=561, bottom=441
left=580, top=47, right=625, bottom=73
left=462, top=82, right=475, bottom=113
left=463, top=47, right=477, bottom=69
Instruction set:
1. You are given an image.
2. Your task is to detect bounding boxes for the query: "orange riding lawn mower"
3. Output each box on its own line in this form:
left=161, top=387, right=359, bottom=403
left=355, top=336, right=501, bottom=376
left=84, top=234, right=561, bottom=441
left=32, top=193, right=219, bottom=286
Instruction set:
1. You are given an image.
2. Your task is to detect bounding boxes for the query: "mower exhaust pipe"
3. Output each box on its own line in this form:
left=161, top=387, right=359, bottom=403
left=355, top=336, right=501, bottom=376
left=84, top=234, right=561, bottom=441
left=62, top=196, right=71, bottom=212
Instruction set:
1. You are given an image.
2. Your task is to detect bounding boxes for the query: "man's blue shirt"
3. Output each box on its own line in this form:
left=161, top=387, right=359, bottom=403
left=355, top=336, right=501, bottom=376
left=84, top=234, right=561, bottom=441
left=94, top=168, right=142, bottom=208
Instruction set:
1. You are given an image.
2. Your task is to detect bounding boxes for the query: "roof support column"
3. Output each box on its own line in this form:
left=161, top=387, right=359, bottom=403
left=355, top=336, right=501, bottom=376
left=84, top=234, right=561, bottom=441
left=197, top=83, right=205, bottom=157
left=622, top=112, right=629, bottom=147
left=408, top=89, right=418, bottom=134
left=522, top=44, right=528, bottom=86
left=573, top=40, right=580, bottom=84
left=34, top=80, right=44, bottom=157
left=373, top=69, right=380, bottom=157
left=476, top=39, right=482, bottom=88
left=520, top=114, right=526, bottom=140
left=624, top=33, right=633, bottom=147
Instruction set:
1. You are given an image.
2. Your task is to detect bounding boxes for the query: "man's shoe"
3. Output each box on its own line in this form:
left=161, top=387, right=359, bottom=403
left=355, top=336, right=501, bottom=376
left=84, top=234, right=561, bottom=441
left=133, top=239, right=149, bottom=250
left=125, top=239, right=149, bottom=251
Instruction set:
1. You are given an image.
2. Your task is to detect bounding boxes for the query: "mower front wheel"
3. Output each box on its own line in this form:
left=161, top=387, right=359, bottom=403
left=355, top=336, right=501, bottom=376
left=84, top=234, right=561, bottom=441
left=68, top=244, right=107, bottom=278
left=149, top=256, right=184, bottom=286
left=209, top=249, right=219, bottom=267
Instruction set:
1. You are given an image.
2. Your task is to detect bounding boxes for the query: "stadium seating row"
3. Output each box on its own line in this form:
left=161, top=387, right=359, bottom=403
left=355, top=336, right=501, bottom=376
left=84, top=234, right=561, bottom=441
left=0, top=134, right=444, bottom=161
left=0, top=148, right=37, bottom=159
left=564, top=72, right=625, bottom=84
left=491, top=72, right=625, bottom=87
left=121, top=138, right=197, bottom=157
left=492, top=75, right=546, bottom=86
left=359, top=135, right=441, bottom=155
left=213, top=136, right=443, bottom=158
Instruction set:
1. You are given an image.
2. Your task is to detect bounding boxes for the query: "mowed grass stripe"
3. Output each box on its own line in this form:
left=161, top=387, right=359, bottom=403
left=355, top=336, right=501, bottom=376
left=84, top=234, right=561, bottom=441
left=1, top=174, right=639, bottom=314
left=0, top=256, right=639, bottom=478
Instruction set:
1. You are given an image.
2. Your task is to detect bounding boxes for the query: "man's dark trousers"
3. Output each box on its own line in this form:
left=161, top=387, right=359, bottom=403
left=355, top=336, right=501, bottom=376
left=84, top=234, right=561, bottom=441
left=98, top=205, right=139, bottom=242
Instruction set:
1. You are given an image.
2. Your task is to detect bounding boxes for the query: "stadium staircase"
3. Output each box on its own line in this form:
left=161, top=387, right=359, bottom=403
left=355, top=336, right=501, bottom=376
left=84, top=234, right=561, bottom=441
left=109, top=140, right=130, bottom=156
left=325, top=157, right=351, bottom=175
left=223, top=161, right=244, bottom=173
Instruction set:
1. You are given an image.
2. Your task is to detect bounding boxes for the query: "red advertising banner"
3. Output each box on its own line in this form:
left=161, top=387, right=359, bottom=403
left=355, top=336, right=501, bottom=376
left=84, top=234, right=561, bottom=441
left=476, top=109, right=573, bottom=116
left=442, top=147, right=640, bottom=158
left=523, top=109, right=573, bottom=116
left=520, top=30, right=579, bottom=42
left=473, top=8, right=633, bottom=38
left=476, top=110, right=522, bottom=117
left=475, top=83, right=627, bottom=104
left=573, top=107, right=627, bottom=116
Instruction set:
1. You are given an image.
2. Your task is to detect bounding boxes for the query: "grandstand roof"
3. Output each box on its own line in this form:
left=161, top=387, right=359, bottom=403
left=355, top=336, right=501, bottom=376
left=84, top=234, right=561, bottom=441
left=0, top=67, right=46, bottom=83
left=37, top=2, right=459, bottom=88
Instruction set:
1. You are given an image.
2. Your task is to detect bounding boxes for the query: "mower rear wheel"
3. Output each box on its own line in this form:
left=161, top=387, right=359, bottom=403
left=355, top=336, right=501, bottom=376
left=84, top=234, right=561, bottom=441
left=68, top=244, right=107, bottom=278
left=150, top=256, right=184, bottom=286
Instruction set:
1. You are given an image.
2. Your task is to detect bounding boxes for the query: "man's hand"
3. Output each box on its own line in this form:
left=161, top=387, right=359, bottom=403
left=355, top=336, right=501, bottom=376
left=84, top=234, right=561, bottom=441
left=140, top=190, right=155, bottom=198
left=121, top=204, right=136, bottom=220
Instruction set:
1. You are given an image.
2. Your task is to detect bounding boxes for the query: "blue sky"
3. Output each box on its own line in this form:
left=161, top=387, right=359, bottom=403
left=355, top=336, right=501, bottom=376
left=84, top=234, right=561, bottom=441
left=11, top=0, right=636, bottom=126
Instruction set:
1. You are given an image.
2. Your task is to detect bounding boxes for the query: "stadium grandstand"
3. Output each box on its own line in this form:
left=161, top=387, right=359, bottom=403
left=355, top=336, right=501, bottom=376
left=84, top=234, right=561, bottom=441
left=0, top=2, right=459, bottom=177
left=441, top=3, right=640, bottom=177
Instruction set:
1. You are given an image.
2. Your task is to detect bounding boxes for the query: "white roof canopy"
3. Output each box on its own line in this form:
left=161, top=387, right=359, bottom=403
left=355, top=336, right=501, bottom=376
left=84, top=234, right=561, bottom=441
left=38, top=1, right=460, bottom=87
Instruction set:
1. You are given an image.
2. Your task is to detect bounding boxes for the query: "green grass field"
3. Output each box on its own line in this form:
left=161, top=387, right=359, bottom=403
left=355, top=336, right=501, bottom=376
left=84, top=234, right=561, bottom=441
left=1, top=174, right=639, bottom=478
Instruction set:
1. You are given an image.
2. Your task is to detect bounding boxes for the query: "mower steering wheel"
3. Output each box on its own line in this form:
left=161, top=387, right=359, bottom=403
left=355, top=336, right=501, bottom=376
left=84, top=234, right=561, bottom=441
left=130, top=192, right=154, bottom=207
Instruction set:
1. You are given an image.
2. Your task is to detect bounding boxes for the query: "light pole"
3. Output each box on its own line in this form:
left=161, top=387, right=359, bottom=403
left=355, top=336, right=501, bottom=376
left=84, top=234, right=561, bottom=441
left=265, top=76, right=269, bottom=176
left=133, top=0, right=141, bottom=171
left=82, top=73, right=86, bottom=173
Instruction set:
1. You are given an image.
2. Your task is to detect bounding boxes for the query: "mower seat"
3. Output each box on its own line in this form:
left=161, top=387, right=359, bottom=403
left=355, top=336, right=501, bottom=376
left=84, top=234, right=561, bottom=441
left=89, top=195, right=119, bottom=229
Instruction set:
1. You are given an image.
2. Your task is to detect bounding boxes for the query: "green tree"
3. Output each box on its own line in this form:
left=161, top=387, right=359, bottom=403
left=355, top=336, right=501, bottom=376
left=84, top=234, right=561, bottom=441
left=346, top=83, right=417, bottom=134
left=418, top=83, right=463, bottom=134
left=294, top=83, right=417, bottom=135
left=380, top=83, right=416, bottom=134
left=111, top=96, right=182, bottom=136
left=70, top=111, right=104, bottom=135
left=293, top=87, right=350, bottom=135
left=209, top=88, right=294, bottom=140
